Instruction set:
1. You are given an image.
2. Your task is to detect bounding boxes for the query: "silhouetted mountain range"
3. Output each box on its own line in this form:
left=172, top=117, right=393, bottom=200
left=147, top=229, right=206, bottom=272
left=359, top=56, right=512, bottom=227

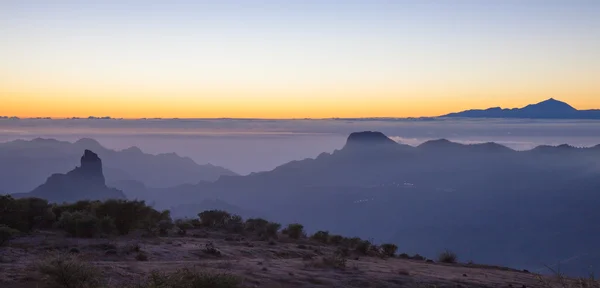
left=5, top=131, right=600, bottom=276
left=442, top=98, right=600, bottom=119
left=0, top=138, right=237, bottom=193
left=13, top=150, right=125, bottom=203
left=124, top=131, right=600, bottom=276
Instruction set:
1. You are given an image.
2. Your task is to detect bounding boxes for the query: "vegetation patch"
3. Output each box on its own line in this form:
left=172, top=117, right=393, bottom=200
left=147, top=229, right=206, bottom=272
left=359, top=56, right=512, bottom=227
left=37, top=252, right=103, bottom=288
left=438, top=249, right=458, bottom=264
left=132, top=268, right=241, bottom=288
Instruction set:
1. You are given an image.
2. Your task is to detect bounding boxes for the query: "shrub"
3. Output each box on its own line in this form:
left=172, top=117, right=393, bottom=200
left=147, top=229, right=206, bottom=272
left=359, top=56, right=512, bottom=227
left=135, top=268, right=240, bottom=288
left=329, top=235, right=343, bottom=245
left=56, top=211, right=100, bottom=238
left=98, top=216, right=116, bottom=236
left=438, top=249, right=457, bottom=264
left=355, top=240, right=371, bottom=255
left=175, top=219, right=194, bottom=235
left=265, top=222, right=281, bottom=238
left=335, top=246, right=351, bottom=258
left=311, top=231, right=330, bottom=243
left=0, top=224, right=19, bottom=246
left=398, top=253, right=410, bottom=259
left=342, top=237, right=362, bottom=249
left=285, top=223, right=304, bottom=239
left=321, top=253, right=347, bottom=269
left=244, top=218, right=268, bottom=232
left=37, top=252, right=103, bottom=288
left=381, top=243, right=398, bottom=257
left=203, top=242, right=222, bottom=257
left=0, top=196, right=54, bottom=232
left=157, top=219, right=174, bottom=236
left=412, top=254, right=426, bottom=261
left=225, top=215, right=244, bottom=233
left=136, top=252, right=149, bottom=261
left=94, top=199, right=169, bottom=235
left=198, top=210, right=231, bottom=228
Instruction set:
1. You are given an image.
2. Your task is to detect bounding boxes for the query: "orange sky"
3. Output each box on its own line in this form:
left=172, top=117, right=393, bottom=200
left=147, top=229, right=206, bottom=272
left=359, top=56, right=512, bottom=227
left=1, top=1, right=599, bottom=119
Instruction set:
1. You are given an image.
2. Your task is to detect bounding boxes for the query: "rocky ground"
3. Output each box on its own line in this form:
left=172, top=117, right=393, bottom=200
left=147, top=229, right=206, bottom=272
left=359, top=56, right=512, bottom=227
left=0, top=229, right=588, bottom=288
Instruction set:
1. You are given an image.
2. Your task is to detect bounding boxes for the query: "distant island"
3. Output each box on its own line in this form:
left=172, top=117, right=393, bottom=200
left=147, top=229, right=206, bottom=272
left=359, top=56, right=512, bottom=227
left=442, top=98, right=600, bottom=119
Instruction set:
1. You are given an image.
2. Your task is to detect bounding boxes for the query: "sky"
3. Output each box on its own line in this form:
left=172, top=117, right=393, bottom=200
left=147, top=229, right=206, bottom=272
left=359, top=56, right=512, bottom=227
left=1, top=0, right=599, bottom=119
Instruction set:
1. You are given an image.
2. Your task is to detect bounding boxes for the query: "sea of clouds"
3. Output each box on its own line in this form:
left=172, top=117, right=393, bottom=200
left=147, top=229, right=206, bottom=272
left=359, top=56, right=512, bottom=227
left=2, top=118, right=600, bottom=174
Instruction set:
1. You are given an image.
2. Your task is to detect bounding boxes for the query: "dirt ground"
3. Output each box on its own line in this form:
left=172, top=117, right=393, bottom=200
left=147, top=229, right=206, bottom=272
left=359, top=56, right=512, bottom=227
left=0, top=229, right=579, bottom=288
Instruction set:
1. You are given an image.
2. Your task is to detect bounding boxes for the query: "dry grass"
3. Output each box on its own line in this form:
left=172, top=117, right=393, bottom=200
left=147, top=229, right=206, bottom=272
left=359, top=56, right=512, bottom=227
left=0, top=229, right=588, bottom=288
left=36, top=252, right=103, bottom=288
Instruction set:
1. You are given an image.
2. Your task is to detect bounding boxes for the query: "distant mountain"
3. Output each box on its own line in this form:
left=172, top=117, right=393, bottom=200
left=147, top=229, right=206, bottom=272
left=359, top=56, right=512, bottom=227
left=0, top=138, right=237, bottom=193
left=442, top=98, right=600, bottom=119
left=14, top=150, right=125, bottom=203
left=138, top=131, right=600, bottom=276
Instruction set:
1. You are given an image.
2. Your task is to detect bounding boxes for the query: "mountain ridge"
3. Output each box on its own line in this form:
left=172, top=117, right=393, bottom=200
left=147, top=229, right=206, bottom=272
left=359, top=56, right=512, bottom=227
left=0, top=138, right=238, bottom=193
left=14, top=149, right=126, bottom=203
left=442, top=98, right=600, bottom=119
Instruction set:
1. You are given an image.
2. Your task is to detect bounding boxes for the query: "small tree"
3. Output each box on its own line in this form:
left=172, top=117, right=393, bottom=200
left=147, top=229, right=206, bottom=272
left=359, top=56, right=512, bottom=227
left=175, top=219, right=193, bottom=235
left=244, top=218, right=269, bottom=232
left=329, top=235, right=343, bottom=245
left=265, top=222, right=281, bottom=238
left=355, top=240, right=371, bottom=255
left=56, top=211, right=100, bottom=238
left=0, top=224, right=19, bottom=246
left=285, top=223, right=304, bottom=239
left=311, top=231, right=330, bottom=243
left=198, top=210, right=231, bottom=228
left=381, top=243, right=398, bottom=257
left=438, top=249, right=457, bottom=264
left=226, top=215, right=244, bottom=233
left=157, top=219, right=174, bottom=236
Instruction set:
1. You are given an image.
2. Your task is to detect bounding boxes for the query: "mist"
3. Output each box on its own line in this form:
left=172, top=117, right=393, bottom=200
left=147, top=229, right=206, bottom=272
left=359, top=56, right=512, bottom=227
left=2, top=118, right=600, bottom=174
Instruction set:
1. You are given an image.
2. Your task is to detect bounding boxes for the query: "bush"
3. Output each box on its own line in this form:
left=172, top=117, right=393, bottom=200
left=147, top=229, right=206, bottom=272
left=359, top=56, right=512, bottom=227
left=0, top=196, right=54, bottom=232
left=321, top=253, right=347, bottom=269
left=381, top=243, right=398, bottom=257
left=329, top=235, right=343, bottom=245
left=355, top=240, right=371, bottom=255
left=198, top=210, right=231, bottom=228
left=203, top=242, right=222, bottom=257
left=398, top=253, right=410, bottom=259
left=56, top=211, right=101, bottom=238
left=37, top=252, right=103, bottom=288
left=285, top=223, right=304, bottom=239
left=175, top=219, right=194, bottom=235
left=412, top=254, right=426, bottom=261
left=94, top=199, right=170, bottom=235
left=157, top=219, right=174, bottom=236
left=0, top=224, right=19, bottom=246
left=98, top=216, right=116, bottom=236
left=136, top=252, right=149, bottom=261
left=265, top=222, right=281, bottom=238
left=135, top=268, right=240, bottom=288
left=341, top=237, right=362, bottom=249
left=244, top=218, right=268, bottom=232
left=311, top=231, right=329, bottom=243
left=225, top=215, right=244, bottom=233
left=438, top=250, right=457, bottom=264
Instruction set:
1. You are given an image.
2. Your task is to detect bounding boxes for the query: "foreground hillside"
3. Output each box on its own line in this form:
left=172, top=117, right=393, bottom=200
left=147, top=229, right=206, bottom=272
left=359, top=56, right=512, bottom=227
left=0, top=197, right=592, bottom=288
left=1, top=229, right=570, bottom=288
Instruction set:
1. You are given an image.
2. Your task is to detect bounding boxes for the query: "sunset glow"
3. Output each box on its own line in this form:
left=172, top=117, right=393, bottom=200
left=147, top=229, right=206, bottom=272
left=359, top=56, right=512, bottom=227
left=1, top=0, right=599, bottom=119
